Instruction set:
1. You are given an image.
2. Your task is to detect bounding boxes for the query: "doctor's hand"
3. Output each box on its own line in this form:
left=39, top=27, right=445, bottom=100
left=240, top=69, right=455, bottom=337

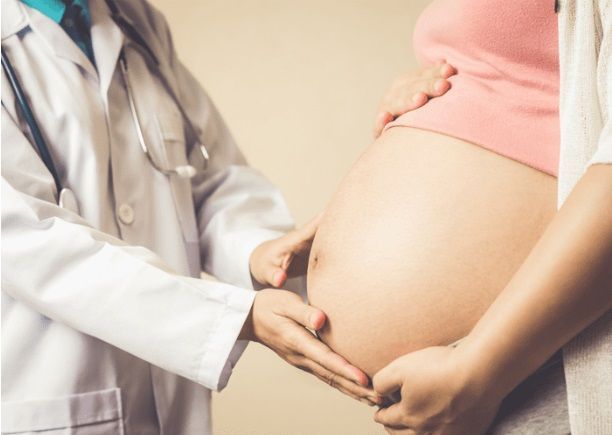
left=250, top=214, right=322, bottom=288
left=239, top=289, right=381, bottom=406
left=373, top=61, right=456, bottom=138
left=372, top=346, right=500, bottom=435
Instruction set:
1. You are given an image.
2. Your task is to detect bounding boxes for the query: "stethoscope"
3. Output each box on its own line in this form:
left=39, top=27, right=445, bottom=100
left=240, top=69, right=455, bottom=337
left=1, top=0, right=209, bottom=213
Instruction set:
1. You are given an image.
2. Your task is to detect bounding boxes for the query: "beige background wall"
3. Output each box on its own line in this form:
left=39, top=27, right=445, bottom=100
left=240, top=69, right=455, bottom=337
left=149, top=1, right=430, bottom=433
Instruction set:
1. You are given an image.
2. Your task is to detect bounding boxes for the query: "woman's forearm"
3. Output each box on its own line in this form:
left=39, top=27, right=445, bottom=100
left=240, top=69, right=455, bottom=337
left=459, top=164, right=612, bottom=399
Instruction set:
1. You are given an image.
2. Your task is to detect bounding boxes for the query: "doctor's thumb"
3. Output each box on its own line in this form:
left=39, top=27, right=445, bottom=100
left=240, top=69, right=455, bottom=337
left=269, top=268, right=288, bottom=288
left=303, top=306, right=326, bottom=331
left=281, top=296, right=326, bottom=331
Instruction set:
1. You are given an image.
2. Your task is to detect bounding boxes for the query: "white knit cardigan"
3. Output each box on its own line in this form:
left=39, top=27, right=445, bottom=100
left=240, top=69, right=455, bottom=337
left=558, top=1, right=612, bottom=433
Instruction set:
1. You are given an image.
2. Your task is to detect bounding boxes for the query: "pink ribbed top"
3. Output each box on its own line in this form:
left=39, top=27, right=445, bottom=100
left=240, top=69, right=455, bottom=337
left=388, top=0, right=560, bottom=175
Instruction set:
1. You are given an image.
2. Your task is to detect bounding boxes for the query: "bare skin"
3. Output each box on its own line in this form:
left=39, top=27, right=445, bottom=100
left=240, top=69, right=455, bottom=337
left=307, top=127, right=557, bottom=377
left=372, top=165, right=612, bottom=434
left=246, top=67, right=455, bottom=405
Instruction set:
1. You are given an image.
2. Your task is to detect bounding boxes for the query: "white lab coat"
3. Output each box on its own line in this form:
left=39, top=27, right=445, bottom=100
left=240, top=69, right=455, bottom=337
left=1, top=0, right=294, bottom=433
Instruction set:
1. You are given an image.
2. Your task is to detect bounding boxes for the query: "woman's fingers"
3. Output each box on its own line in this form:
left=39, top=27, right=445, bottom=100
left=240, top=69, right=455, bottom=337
left=374, top=93, right=426, bottom=138
left=439, top=62, right=457, bottom=79
left=373, top=111, right=396, bottom=138
left=410, top=62, right=456, bottom=98
left=374, top=404, right=409, bottom=428
left=373, top=62, right=456, bottom=138
left=388, top=89, right=428, bottom=116
left=416, top=63, right=455, bottom=97
left=415, top=76, right=449, bottom=98
left=385, top=427, right=418, bottom=435
left=372, top=360, right=404, bottom=396
left=430, top=78, right=451, bottom=96
left=424, top=61, right=456, bottom=80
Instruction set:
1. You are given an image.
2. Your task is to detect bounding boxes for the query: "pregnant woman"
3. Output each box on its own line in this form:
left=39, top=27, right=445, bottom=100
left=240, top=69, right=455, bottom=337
left=306, top=0, right=612, bottom=433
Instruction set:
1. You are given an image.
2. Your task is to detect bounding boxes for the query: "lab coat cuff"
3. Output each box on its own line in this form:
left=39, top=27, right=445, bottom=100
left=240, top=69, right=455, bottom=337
left=218, top=339, right=250, bottom=388
left=196, top=284, right=256, bottom=391
left=235, top=229, right=287, bottom=289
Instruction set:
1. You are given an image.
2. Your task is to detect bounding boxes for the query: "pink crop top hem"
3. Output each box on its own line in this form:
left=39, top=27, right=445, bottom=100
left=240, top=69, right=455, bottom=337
left=387, top=0, right=560, bottom=176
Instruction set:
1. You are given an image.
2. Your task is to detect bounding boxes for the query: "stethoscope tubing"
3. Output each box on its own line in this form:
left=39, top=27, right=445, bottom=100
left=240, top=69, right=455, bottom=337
left=118, top=50, right=199, bottom=178
left=2, top=50, right=63, bottom=193
left=1, top=0, right=210, bottom=205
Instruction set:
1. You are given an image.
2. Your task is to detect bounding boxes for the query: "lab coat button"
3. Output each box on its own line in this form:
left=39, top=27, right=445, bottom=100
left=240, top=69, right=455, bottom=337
left=118, top=204, right=135, bottom=225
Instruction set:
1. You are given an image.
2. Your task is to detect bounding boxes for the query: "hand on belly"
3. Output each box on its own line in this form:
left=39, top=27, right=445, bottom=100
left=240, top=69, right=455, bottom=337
left=307, top=127, right=557, bottom=376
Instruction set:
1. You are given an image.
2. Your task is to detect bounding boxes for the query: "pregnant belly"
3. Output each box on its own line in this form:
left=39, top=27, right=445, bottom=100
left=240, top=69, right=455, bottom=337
left=307, top=127, right=557, bottom=376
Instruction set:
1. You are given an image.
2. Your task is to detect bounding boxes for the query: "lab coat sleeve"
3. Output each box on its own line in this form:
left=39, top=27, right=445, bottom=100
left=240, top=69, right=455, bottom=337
left=175, top=58, right=295, bottom=381
left=1, top=111, right=253, bottom=391
left=2, top=178, right=254, bottom=391
left=151, top=8, right=295, bottom=291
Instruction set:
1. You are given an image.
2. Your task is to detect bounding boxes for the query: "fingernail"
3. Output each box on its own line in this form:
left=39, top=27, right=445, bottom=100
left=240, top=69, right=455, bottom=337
left=308, top=313, right=315, bottom=327
left=281, top=254, right=292, bottom=270
left=353, top=372, right=367, bottom=385
left=273, top=270, right=285, bottom=287
left=411, top=93, right=423, bottom=103
left=309, top=313, right=321, bottom=329
left=442, top=63, right=455, bottom=76
left=369, top=394, right=383, bottom=405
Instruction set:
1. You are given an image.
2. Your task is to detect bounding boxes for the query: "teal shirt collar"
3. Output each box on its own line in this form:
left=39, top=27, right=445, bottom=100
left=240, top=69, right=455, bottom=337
left=20, top=0, right=91, bottom=24
left=20, top=0, right=95, bottom=65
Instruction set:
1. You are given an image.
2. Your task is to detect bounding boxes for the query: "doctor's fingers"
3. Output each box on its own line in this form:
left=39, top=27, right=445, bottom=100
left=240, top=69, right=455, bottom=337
left=281, top=213, right=324, bottom=259
left=297, top=357, right=381, bottom=406
left=277, top=294, right=327, bottom=331
left=287, top=325, right=370, bottom=387
left=294, top=213, right=324, bottom=241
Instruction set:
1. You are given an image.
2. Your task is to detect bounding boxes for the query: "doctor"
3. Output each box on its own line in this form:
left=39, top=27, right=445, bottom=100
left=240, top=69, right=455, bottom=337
left=1, top=0, right=381, bottom=433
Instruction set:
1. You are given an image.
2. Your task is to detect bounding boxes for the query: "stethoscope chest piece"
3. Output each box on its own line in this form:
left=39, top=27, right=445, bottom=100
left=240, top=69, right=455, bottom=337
left=59, top=188, right=80, bottom=215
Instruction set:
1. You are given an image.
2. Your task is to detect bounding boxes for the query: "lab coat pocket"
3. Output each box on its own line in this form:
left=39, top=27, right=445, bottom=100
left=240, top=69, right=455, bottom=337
left=156, top=114, right=201, bottom=276
left=1, top=388, right=124, bottom=435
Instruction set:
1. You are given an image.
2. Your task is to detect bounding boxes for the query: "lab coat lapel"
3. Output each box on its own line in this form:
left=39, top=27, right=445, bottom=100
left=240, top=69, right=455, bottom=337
left=89, top=0, right=123, bottom=100
left=1, top=0, right=28, bottom=40
left=21, top=2, right=98, bottom=79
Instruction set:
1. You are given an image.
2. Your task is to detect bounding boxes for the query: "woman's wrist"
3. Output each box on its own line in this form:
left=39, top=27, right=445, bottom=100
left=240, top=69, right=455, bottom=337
left=452, top=165, right=612, bottom=405
left=451, top=334, right=518, bottom=403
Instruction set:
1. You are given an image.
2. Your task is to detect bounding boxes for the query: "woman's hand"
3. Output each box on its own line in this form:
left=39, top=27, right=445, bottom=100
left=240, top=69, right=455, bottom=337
left=372, top=165, right=612, bottom=434
left=240, top=288, right=382, bottom=406
left=372, top=346, right=501, bottom=434
left=373, top=62, right=456, bottom=138
left=250, top=214, right=322, bottom=287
